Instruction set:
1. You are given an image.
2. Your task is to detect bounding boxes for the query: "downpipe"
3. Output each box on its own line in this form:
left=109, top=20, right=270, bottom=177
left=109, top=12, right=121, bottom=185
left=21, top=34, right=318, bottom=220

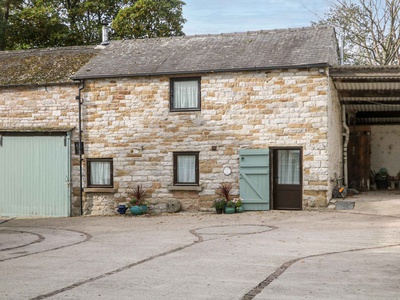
left=77, top=80, right=85, bottom=215
left=342, top=106, right=349, bottom=187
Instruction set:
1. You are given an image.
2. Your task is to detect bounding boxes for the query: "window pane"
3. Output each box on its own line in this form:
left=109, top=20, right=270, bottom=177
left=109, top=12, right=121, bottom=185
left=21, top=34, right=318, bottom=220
left=90, top=161, right=111, bottom=185
left=278, top=150, right=300, bottom=184
left=173, top=80, right=198, bottom=109
left=177, top=155, right=196, bottom=183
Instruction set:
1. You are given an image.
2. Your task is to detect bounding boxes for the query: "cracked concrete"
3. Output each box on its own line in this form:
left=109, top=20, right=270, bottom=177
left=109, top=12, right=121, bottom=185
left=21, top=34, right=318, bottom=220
left=1, top=191, right=400, bottom=299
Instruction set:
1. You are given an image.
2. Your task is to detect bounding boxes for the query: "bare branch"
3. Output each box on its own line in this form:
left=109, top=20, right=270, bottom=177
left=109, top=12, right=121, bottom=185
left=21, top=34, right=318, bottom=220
left=318, top=0, right=400, bottom=65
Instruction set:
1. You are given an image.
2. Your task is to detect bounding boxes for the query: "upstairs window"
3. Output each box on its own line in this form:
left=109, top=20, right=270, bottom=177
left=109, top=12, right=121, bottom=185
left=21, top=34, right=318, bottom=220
left=87, top=158, right=113, bottom=188
left=170, top=77, right=201, bottom=111
left=173, top=152, right=199, bottom=185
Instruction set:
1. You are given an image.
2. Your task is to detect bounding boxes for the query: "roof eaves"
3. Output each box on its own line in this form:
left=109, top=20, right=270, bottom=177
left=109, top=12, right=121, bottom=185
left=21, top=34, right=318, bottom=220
left=72, top=62, right=331, bottom=80
left=0, top=81, right=78, bottom=89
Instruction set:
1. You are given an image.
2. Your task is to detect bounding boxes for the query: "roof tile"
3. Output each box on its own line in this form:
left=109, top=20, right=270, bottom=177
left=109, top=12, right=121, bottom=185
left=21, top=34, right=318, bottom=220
left=73, top=26, right=338, bottom=79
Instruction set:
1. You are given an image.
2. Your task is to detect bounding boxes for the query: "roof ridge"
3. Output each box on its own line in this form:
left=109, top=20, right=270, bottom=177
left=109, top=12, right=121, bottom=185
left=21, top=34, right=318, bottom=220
left=0, top=45, right=98, bottom=56
left=178, top=25, right=333, bottom=39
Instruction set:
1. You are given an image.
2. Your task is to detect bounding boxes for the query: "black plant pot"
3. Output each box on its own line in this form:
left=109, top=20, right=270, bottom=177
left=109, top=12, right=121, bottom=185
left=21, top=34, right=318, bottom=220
left=215, top=208, right=223, bottom=214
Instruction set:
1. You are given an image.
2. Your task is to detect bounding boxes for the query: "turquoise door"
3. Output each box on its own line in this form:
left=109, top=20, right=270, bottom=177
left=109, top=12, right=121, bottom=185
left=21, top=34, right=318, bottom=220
left=239, top=149, right=270, bottom=210
left=0, top=134, right=71, bottom=217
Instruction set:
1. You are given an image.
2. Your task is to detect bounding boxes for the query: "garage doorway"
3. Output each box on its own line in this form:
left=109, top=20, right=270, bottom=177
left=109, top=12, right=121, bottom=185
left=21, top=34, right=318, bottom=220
left=0, top=133, right=71, bottom=217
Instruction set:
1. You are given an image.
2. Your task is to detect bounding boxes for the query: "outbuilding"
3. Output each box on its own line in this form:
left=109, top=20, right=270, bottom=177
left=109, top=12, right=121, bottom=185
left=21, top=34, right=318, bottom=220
left=1, top=26, right=351, bottom=216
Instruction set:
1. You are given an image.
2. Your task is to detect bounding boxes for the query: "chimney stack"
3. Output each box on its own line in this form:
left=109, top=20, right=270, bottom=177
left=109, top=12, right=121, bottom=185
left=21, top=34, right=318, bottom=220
left=101, top=23, right=109, bottom=45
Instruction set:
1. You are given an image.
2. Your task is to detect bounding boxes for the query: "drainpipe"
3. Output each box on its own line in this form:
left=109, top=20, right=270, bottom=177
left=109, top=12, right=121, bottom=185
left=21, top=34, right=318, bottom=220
left=78, top=80, right=85, bottom=215
left=342, top=106, right=350, bottom=186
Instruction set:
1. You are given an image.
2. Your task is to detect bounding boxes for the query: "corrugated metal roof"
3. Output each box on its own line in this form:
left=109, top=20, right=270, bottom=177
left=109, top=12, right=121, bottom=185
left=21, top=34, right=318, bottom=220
left=330, top=65, right=400, bottom=125
left=345, top=104, right=400, bottom=112
left=356, top=117, right=400, bottom=124
left=341, top=97, right=400, bottom=101
left=334, top=82, right=400, bottom=90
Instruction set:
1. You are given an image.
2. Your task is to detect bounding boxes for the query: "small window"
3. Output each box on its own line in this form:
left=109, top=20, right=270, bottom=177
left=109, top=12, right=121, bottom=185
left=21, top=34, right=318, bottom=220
left=173, top=152, right=199, bottom=185
left=87, top=158, right=113, bottom=188
left=170, top=77, right=201, bottom=111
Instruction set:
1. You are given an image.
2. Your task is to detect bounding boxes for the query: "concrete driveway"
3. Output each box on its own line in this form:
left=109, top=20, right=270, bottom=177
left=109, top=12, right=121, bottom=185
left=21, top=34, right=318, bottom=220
left=1, top=191, right=400, bottom=300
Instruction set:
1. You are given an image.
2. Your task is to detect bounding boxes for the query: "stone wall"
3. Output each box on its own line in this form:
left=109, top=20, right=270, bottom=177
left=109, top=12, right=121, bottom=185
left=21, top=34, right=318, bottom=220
left=313, top=76, right=342, bottom=207
left=82, top=68, right=337, bottom=214
left=371, top=125, right=400, bottom=176
left=0, top=84, right=82, bottom=215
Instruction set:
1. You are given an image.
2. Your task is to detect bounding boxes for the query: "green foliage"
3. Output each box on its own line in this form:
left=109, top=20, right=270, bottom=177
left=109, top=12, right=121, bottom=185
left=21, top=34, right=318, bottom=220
left=6, top=1, right=69, bottom=49
left=0, top=0, right=186, bottom=50
left=112, top=0, right=185, bottom=39
left=213, top=199, right=226, bottom=209
left=226, top=200, right=235, bottom=208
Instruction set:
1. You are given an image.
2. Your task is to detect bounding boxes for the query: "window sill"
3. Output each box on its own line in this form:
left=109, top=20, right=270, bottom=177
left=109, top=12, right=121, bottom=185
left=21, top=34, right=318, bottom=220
left=84, top=188, right=117, bottom=193
left=167, top=185, right=203, bottom=191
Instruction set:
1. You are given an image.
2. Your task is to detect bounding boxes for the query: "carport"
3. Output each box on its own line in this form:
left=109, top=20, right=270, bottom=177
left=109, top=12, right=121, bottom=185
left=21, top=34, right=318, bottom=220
left=330, top=66, right=400, bottom=191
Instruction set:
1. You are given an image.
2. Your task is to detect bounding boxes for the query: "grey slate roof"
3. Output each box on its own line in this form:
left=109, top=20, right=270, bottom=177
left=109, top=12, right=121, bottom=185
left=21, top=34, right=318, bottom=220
left=0, top=46, right=100, bottom=87
left=72, top=26, right=338, bottom=80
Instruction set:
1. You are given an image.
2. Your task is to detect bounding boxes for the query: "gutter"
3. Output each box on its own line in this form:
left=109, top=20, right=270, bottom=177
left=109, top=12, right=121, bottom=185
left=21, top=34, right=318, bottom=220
left=71, top=63, right=331, bottom=81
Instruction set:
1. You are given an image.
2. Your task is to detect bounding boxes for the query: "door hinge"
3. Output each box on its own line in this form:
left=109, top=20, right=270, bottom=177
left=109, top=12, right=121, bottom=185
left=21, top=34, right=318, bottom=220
left=64, top=135, right=67, bottom=147
left=0, top=135, right=2, bottom=147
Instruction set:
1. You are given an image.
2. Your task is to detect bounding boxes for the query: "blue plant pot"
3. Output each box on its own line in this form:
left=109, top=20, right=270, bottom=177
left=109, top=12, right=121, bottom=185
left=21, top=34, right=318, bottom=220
left=117, top=205, right=127, bottom=215
left=140, top=204, right=148, bottom=213
left=225, top=207, right=235, bottom=214
left=236, top=206, right=244, bottom=213
left=130, top=206, right=142, bottom=216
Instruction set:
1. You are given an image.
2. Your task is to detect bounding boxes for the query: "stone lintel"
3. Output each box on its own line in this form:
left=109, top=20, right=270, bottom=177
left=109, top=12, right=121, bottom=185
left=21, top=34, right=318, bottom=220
left=167, top=185, right=203, bottom=191
left=84, top=188, right=117, bottom=193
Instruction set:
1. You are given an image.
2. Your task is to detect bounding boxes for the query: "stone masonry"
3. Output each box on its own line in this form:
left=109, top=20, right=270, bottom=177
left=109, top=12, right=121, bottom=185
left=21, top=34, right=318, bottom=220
left=82, top=68, right=342, bottom=214
left=0, top=84, right=82, bottom=215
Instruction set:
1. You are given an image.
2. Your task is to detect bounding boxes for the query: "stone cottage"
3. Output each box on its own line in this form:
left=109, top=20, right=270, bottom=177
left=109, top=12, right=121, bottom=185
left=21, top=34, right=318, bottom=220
left=0, top=26, right=343, bottom=217
left=0, top=46, right=100, bottom=217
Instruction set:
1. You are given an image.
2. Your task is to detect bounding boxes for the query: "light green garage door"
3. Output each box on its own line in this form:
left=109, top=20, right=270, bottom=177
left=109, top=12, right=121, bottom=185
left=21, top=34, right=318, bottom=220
left=0, top=134, right=71, bottom=217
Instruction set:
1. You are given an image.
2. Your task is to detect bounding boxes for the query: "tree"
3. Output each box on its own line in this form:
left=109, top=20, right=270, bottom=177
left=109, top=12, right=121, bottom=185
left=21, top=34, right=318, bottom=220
left=0, top=0, right=186, bottom=50
left=55, top=0, right=138, bottom=46
left=112, top=0, right=185, bottom=39
left=5, top=1, right=68, bottom=49
left=317, top=0, right=400, bottom=65
left=0, top=0, right=22, bottom=50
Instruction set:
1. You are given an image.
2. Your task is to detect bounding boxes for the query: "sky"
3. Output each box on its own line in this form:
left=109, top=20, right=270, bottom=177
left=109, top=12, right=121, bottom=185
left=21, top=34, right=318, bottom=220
left=182, top=0, right=330, bottom=36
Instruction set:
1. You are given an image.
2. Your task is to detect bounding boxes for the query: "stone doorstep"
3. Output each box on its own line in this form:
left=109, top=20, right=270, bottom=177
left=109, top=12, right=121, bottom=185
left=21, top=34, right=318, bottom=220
left=325, top=198, right=355, bottom=210
left=335, top=200, right=355, bottom=210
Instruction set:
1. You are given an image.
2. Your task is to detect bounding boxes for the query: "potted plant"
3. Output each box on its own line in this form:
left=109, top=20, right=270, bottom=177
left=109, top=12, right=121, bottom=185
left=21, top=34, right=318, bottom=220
left=233, top=197, right=244, bottom=213
left=213, top=199, right=226, bottom=214
left=216, top=183, right=234, bottom=214
left=225, top=200, right=236, bottom=214
left=129, top=185, right=148, bottom=215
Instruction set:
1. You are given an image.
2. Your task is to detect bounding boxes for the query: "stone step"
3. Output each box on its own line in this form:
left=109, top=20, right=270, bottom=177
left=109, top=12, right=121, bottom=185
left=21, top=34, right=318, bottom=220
left=336, top=200, right=355, bottom=210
